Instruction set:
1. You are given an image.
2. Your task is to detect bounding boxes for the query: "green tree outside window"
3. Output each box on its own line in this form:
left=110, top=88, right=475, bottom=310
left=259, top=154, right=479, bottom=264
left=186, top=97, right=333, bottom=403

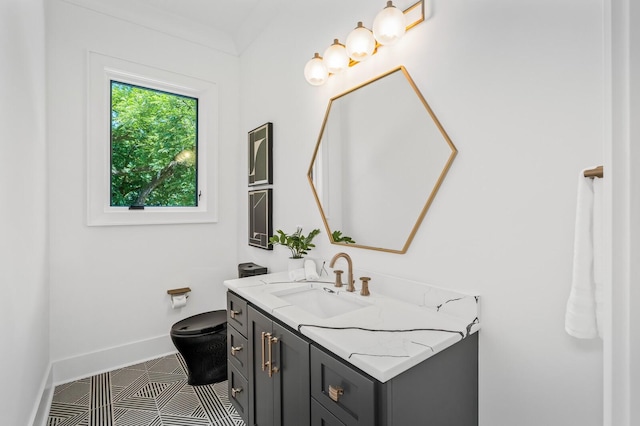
left=110, top=81, right=198, bottom=207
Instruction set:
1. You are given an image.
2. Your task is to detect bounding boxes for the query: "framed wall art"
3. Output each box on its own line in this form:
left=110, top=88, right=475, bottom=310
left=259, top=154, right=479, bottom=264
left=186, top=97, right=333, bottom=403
left=248, top=189, right=273, bottom=250
left=248, top=122, right=273, bottom=186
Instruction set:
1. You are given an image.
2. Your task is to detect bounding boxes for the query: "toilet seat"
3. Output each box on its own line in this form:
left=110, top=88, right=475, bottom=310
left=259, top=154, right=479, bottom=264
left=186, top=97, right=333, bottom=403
left=171, top=310, right=227, bottom=336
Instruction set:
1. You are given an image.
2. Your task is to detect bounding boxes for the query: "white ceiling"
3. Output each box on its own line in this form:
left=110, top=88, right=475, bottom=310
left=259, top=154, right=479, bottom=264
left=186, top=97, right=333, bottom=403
left=62, top=0, right=287, bottom=55
left=139, top=0, right=262, bottom=36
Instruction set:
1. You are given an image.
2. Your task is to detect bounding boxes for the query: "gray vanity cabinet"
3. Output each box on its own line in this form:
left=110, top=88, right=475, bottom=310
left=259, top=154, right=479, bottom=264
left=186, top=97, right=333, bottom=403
left=228, top=291, right=478, bottom=426
left=248, top=305, right=310, bottom=426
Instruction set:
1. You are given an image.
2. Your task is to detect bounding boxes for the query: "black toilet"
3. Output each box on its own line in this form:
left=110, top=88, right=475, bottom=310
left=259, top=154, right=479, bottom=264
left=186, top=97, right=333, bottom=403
left=170, top=310, right=228, bottom=386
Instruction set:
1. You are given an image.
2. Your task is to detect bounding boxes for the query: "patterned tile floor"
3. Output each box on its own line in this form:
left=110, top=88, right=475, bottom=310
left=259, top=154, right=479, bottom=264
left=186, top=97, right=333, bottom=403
left=47, top=354, right=245, bottom=426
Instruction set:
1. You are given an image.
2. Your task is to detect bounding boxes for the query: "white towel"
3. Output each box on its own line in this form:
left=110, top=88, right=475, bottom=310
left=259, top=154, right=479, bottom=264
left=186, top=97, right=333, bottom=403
left=304, top=259, right=320, bottom=281
left=592, top=177, right=604, bottom=338
left=288, top=267, right=306, bottom=282
left=565, top=169, right=603, bottom=339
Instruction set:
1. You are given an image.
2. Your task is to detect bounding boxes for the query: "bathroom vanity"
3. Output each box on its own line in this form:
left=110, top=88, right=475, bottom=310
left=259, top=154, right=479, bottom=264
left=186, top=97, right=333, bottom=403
left=224, top=272, right=479, bottom=426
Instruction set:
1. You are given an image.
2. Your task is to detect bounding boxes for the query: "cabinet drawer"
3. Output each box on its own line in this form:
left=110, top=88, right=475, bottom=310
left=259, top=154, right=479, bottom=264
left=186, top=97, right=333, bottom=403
left=310, top=346, right=375, bottom=426
left=228, top=326, right=248, bottom=376
left=227, top=292, right=248, bottom=337
left=312, top=398, right=346, bottom=426
left=228, top=364, right=249, bottom=423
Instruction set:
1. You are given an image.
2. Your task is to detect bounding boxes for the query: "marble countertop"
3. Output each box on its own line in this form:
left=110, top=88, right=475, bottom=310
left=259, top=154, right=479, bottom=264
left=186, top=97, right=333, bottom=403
left=223, top=270, right=480, bottom=383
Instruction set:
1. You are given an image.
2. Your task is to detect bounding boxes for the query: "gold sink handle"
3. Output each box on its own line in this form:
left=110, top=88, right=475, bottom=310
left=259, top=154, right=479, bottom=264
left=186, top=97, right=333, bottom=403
left=333, top=269, right=344, bottom=288
left=359, top=277, right=371, bottom=296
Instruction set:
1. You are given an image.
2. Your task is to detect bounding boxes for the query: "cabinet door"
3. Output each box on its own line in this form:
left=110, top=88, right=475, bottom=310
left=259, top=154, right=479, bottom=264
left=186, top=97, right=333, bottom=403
left=273, top=322, right=310, bottom=426
left=248, top=307, right=274, bottom=426
left=228, top=364, right=249, bottom=423
left=310, top=346, right=375, bottom=426
left=312, top=398, right=345, bottom=426
left=228, top=326, right=249, bottom=376
left=227, top=291, right=248, bottom=337
left=248, top=306, right=311, bottom=426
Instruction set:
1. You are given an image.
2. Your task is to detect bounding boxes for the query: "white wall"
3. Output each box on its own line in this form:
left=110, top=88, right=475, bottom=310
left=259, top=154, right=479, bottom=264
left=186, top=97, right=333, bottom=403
left=238, top=0, right=604, bottom=425
left=47, top=0, right=240, bottom=381
left=628, top=1, right=640, bottom=421
left=607, top=0, right=640, bottom=423
left=0, top=0, right=49, bottom=424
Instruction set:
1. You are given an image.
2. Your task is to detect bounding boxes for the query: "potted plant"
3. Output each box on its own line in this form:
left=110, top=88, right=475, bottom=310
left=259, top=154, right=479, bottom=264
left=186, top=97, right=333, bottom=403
left=269, top=227, right=321, bottom=259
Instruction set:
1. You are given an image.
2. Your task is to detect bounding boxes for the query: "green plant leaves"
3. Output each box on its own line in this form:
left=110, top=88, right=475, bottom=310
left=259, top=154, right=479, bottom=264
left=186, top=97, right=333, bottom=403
left=332, top=230, right=355, bottom=244
left=269, top=227, right=321, bottom=258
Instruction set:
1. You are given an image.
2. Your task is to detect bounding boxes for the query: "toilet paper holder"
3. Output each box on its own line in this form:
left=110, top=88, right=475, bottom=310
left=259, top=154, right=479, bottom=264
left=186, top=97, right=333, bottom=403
left=168, top=287, right=191, bottom=309
left=167, top=287, right=191, bottom=297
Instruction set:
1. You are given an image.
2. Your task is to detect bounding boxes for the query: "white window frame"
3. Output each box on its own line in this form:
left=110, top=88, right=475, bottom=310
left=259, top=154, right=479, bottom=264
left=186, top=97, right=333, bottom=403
left=87, top=52, right=219, bottom=226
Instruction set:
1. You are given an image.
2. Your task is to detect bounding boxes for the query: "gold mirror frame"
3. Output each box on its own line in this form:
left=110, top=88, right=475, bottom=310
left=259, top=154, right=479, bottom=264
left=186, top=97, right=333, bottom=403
left=307, top=66, right=457, bottom=254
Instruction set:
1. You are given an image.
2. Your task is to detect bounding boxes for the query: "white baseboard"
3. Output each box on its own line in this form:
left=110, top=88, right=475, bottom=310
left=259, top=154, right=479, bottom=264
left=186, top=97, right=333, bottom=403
left=30, top=363, right=53, bottom=426
left=51, top=334, right=177, bottom=386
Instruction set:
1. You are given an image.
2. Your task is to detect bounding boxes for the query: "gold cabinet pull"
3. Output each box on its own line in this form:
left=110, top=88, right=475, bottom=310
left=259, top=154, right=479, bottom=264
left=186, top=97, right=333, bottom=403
left=231, top=345, right=243, bottom=356
left=231, top=387, right=243, bottom=398
left=328, top=385, right=344, bottom=402
left=261, top=332, right=269, bottom=371
left=230, top=309, right=242, bottom=319
left=268, top=335, right=279, bottom=377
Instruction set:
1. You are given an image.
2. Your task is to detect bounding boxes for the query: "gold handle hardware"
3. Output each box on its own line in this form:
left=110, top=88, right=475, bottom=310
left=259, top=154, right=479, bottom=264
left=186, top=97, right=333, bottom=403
left=230, top=309, right=242, bottom=319
left=268, top=336, right=279, bottom=377
left=328, top=385, right=344, bottom=402
left=231, top=345, right=243, bottom=356
left=231, top=387, right=243, bottom=398
left=359, top=277, right=371, bottom=296
left=333, top=270, right=344, bottom=288
left=261, top=332, right=269, bottom=371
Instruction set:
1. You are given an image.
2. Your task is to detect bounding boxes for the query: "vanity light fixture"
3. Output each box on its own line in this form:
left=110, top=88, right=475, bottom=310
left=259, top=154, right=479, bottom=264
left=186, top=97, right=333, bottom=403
left=303, top=0, right=424, bottom=86
left=373, top=1, right=407, bottom=45
left=345, top=22, right=376, bottom=62
left=323, top=39, right=350, bottom=74
left=303, top=52, right=329, bottom=86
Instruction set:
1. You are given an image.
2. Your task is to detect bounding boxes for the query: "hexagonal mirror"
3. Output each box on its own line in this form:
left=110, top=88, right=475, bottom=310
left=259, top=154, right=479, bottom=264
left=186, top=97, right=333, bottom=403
left=307, top=66, right=457, bottom=253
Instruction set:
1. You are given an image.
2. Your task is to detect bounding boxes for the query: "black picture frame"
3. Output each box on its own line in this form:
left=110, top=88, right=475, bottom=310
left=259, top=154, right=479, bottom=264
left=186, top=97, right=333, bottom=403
left=248, top=122, right=273, bottom=186
left=248, top=189, right=273, bottom=250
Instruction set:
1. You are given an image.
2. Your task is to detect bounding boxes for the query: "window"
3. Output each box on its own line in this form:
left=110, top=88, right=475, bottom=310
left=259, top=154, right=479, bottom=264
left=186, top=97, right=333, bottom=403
left=87, top=52, right=218, bottom=226
left=110, top=81, right=198, bottom=208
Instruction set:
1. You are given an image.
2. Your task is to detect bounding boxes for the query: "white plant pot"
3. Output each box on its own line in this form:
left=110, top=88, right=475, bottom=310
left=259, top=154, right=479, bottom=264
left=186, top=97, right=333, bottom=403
left=288, top=257, right=305, bottom=281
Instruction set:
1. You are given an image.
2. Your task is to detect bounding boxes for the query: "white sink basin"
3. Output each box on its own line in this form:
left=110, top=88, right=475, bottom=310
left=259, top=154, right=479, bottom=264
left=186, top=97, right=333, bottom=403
left=270, top=284, right=370, bottom=319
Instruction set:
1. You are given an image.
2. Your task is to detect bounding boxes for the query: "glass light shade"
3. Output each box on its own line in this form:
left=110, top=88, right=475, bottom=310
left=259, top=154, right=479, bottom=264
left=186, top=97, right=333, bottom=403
left=345, top=22, right=376, bottom=62
left=373, top=1, right=406, bottom=46
left=323, top=39, right=350, bottom=74
left=304, top=53, right=328, bottom=86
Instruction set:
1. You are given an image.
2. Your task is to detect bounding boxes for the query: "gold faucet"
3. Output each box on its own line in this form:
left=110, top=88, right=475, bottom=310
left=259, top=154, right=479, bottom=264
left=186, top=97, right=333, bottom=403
left=329, top=252, right=355, bottom=292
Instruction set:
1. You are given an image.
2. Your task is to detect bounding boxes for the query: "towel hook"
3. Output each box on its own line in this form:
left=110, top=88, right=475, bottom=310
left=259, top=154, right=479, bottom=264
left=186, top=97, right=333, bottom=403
left=584, top=166, right=603, bottom=179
